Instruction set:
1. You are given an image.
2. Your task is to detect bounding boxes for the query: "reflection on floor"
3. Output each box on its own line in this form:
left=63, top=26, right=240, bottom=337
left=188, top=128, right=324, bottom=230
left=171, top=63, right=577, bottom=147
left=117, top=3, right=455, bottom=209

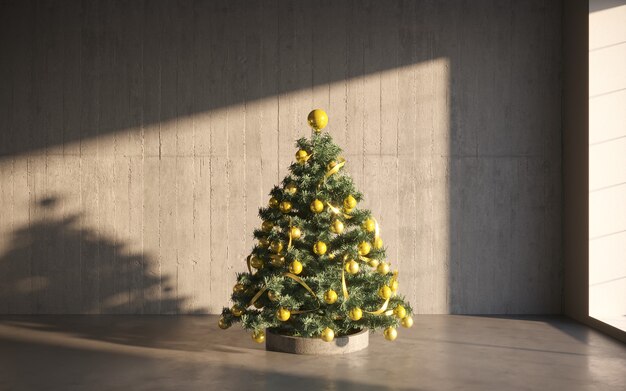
left=0, top=315, right=624, bottom=390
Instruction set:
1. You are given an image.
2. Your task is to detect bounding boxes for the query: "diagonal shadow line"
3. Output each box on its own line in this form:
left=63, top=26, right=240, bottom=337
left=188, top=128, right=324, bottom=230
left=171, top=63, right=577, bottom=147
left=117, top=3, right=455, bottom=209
left=0, top=0, right=443, bottom=158
left=418, top=337, right=591, bottom=357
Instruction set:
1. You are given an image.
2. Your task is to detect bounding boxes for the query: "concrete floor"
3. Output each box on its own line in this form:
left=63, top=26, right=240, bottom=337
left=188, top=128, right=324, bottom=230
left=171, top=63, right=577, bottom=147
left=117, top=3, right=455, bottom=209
left=0, top=315, right=624, bottom=391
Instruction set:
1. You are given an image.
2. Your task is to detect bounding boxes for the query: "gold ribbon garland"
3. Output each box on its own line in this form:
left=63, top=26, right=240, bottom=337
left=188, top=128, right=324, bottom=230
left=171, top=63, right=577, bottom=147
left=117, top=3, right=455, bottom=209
left=246, top=254, right=253, bottom=274
left=317, top=157, right=346, bottom=189
left=373, top=217, right=380, bottom=241
left=324, top=157, right=346, bottom=178
left=283, top=272, right=321, bottom=314
left=248, top=286, right=267, bottom=307
left=326, top=201, right=353, bottom=219
left=341, top=255, right=350, bottom=300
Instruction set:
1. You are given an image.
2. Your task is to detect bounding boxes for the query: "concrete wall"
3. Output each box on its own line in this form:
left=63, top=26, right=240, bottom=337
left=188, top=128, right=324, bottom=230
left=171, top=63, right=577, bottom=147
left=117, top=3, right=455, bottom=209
left=0, top=0, right=562, bottom=315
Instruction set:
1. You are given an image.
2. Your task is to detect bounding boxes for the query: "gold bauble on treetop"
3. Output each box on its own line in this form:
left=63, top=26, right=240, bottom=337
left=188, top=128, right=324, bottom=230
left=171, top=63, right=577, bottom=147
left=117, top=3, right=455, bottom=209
left=307, top=109, right=328, bottom=132
left=221, top=109, right=414, bottom=351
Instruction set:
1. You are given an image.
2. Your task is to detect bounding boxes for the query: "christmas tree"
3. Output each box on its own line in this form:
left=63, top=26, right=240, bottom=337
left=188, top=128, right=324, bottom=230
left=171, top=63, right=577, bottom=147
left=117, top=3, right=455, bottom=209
left=219, top=109, right=413, bottom=345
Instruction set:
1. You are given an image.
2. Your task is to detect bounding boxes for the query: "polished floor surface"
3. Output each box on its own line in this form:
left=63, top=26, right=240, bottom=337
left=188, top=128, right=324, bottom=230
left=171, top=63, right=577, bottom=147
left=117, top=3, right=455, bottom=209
left=0, top=315, right=624, bottom=390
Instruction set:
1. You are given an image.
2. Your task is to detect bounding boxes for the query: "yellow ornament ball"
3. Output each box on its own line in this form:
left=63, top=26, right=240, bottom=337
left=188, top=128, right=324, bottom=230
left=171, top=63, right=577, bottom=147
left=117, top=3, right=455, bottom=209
left=368, top=259, right=380, bottom=268
left=267, top=290, right=279, bottom=302
left=252, top=329, right=266, bottom=343
left=313, top=241, right=327, bottom=255
left=310, top=199, right=324, bottom=213
left=261, top=221, right=274, bottom=232
left=384, top=326, right=398, bottom=341
left=285, top=182, right=298, bottom=195
left=233, top=283, right=245, bottom=294
left=258, top=238, right=270, bottom=248
left=358, top=241, right=371, bottom=256
left=289, top=227, right=302, bottom=239
left=401, top=316, right=414, bottom=328
left=270, top=241, right=283, bottom=254
left=390, top=279, right=399, bottom=292
left=250, top=256, right=264, bottom=269
left=377, top=262, right=390, bottom=275
left=270, top=255, right=285, bottom=267
left=231, top=305, right=244, bottom=317
left=218, top=317, right=230, bottom=329
left=343, top=195, right=357, bottom=210
left=295, top=149, right=310, bottom=164
left=373, top=237, right=383, bottom=250
left=289, top=260, right=303, bottom=275
left=378, top=285, right=392, bottom=300
left=276, top=307, right=291, bottom=322
left=324, top=289, right=338, bottom=304
left=307, top=109, right=329, bottom=131
left=279, top=201, right=292, bottom=213
left=320, top=327, right=335, bottom=342
left=269, top=197, right=279, bottom=208
left=253, top=300, right=264, bottom=309
left=393, top=305, right=407, bottom=319
left=330, top=219, right=344, bottom=234
left=363, top=218, right=376, bottom=232
left=345, top=259, right=360, bottom=275
left=349, top=307, right=363, bottom=321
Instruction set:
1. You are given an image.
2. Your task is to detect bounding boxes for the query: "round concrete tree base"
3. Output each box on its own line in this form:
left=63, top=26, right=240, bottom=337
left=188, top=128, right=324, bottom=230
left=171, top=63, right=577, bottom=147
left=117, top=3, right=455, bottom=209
left=265, top=329, right=369, bottom=355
